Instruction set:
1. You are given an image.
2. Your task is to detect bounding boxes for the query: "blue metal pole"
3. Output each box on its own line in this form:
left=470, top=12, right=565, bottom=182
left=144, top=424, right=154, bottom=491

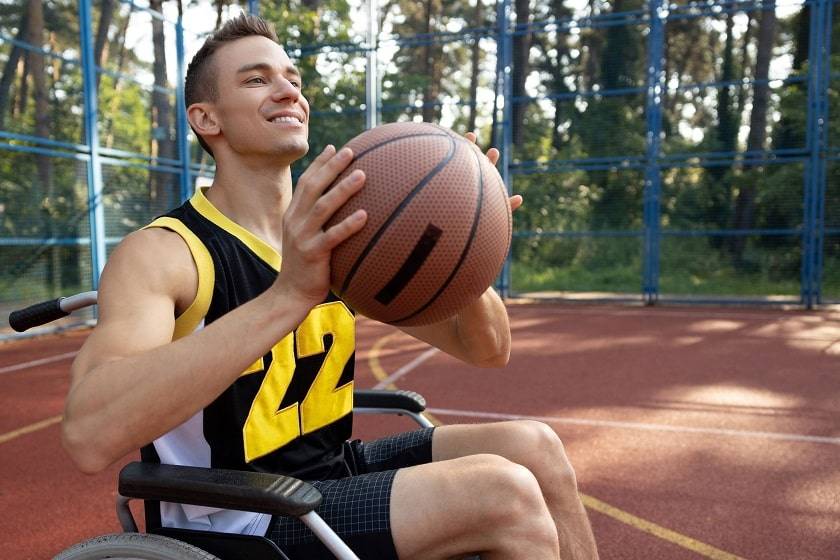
left=365, top=0, right=379, bottom=130
left=801, top=0, right=829, bottom=309
left=78, top=0, right=106, bottom=290
left=642, top=0, right=665, bottom=304
left=175, top=17, right=191, bottom=201
left=497, top=0, right=513, bottom=298
left=813, top=0, right=832, bottom=306
left=248, top=0, right=260, bottom=17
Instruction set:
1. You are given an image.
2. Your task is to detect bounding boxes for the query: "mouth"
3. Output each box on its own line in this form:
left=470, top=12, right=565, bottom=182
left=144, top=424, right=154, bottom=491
left=267, top=113, right=305, bottom=127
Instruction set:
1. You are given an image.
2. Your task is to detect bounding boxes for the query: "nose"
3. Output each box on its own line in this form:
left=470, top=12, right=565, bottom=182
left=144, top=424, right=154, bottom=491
left=270, top=77, right=300, bottom=103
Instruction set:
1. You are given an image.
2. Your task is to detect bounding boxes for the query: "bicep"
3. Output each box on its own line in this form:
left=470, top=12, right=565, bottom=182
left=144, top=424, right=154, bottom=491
left=70, top=230, right=193, bottom=386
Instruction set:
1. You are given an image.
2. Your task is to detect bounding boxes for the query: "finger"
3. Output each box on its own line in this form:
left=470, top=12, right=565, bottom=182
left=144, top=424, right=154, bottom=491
left=464, top=131, right=477, bottom=144
left=320, top=209, right=368, bottom=250
left=297, top=146, right=355, bottom=209
left=486, top=147, right=500, bottom=166
left=299, top=144, right=336, bottom=180
left=509, top=194, right=523, bottom=212
left=308, top=169, right=366, bottom=225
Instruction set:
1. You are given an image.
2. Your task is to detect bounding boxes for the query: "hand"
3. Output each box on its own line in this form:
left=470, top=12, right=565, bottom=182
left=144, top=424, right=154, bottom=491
left=464, top=132, right=523, bottom=212
left=273, top=145, right=367, bottom=308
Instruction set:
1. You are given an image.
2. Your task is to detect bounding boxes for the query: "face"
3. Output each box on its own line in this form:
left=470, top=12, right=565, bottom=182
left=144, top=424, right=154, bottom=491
left=209, top=35, right=310, bottom=164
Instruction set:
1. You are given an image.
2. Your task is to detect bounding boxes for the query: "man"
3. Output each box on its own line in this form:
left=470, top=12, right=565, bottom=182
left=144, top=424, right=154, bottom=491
left=62, top=14, right=598, bottom=560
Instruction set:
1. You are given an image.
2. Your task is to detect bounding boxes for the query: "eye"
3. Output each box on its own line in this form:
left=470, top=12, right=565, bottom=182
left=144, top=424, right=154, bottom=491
left=290, top=79, right=302, bottom=89
left=246, top=76, right=267, bottom=85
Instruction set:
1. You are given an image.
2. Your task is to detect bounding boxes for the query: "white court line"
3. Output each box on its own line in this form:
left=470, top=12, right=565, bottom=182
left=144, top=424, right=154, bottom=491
left=373, top=348, right=439, bottom=389
left=512, top=305, right=837, bottom=321
left=428, top=407, right=840, bottom=446
left=0, top=351, right=78, bottom=375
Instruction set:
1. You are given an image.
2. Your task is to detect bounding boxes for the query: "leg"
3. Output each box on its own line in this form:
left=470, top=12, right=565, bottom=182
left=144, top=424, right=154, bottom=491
left=267, top=454, right=558, bottom=560
left=433, top=421, right=599, bottom=560
left=390, top=454, right=560, bottom=560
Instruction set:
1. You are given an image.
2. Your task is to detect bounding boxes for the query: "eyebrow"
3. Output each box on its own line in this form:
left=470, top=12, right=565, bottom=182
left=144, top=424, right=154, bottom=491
left=235, top=62, right=301, bottom=78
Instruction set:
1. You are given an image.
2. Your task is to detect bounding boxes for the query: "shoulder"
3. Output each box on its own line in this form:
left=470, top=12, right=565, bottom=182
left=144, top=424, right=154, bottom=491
left=99, top=226, right=198, bottom=314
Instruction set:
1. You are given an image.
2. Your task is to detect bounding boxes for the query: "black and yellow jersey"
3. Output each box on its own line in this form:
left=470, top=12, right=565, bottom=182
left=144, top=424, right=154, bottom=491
left=142, top=187, right=355, bottom=535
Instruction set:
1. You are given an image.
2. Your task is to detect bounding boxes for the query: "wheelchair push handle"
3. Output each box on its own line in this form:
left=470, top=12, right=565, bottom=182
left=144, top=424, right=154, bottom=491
left=9, top=291, right=98, bottom=332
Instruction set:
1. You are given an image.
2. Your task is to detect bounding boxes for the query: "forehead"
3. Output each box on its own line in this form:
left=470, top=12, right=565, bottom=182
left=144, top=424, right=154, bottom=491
left=214, top=35, right=295, bottom=78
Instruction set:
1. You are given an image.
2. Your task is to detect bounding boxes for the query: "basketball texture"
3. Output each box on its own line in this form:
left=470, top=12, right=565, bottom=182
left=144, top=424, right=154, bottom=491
left=326, top=122, right=512, bottom=326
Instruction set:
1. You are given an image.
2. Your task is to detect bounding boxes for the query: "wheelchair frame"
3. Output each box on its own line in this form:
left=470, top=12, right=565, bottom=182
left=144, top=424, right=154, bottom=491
left=11, top=294, right=434, bottom=560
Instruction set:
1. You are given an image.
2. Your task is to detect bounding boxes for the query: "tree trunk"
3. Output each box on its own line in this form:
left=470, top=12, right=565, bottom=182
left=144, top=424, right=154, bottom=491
left=0, top=10, right=29, bottom=129
left=735, top=13, right=753, bottom=128
left=15, top=41, right=30, bottom=119
left=94, top=0, right=115, bottom=89
left=149, top=0, right=176, bottom=213
left=731, top=0, right=776, bottom=261
left=706, top=14, right=738, bottom=234
left=467, top=0, right=485, bottom=133
left=28, top=0, right=58, bottom=294
left=792, top=5, right=810, bottom=71
left=421, top=0, right=443, bottom=123
left=511, top=0, right=530, bottom=146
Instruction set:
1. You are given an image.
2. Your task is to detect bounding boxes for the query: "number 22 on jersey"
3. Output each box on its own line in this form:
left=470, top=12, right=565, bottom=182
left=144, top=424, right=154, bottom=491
left=242, top=301, right=354, bottom=462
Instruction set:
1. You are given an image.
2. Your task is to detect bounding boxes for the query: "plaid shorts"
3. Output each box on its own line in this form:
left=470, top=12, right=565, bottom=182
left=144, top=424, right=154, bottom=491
left=267, top=427, right=435, bottom=560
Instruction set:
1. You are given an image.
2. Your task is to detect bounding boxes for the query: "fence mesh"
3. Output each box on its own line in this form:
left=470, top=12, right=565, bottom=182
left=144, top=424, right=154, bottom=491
left=1, top=0, right=838, bottom=335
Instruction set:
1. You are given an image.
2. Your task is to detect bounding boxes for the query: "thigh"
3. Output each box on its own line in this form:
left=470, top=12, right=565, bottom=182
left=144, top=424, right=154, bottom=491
left=267, top=470, right=399, bottom=560
left=355, top=427, right=435, bottom=473
left=432, top=421, right=563, bottom=473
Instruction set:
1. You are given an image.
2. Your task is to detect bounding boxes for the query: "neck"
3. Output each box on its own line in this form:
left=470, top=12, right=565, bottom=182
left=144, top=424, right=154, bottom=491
left=203, top=156, right=294, bottom=250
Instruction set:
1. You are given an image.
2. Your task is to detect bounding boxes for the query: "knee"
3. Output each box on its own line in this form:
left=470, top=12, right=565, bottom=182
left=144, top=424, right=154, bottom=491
left=506, top=421, right=578, bottom=486
left=467, top=454, right=549, bottom=520
left=467, top=455, right=558, bottom=548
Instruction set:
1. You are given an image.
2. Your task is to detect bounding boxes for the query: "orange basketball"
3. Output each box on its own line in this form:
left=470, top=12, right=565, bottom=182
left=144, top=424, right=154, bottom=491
left=326, top=122, right=512, bottom=326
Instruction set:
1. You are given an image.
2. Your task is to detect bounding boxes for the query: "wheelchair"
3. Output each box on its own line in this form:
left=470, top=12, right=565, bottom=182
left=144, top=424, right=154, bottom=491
left=11, top=293, right=435, bottom=560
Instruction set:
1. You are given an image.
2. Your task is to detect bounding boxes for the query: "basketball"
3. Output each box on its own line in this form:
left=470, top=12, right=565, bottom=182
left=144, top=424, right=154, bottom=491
left=326, top=122, right=512, bottom=326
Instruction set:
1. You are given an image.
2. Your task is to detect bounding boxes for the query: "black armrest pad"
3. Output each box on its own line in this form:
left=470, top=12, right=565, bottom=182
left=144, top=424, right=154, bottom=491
left=118, top=462, right=321, bottom=517
left=353, top=389, right=426, bottom=413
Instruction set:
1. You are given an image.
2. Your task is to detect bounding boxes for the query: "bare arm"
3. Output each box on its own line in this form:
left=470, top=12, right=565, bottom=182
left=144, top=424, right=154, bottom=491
left=62, top=228, right=314, bottom=473
left=398, top=134, right=521, bottom=368
left=399, top=287, right=512, bottom=368
left=62, top=145, right=367, bottom=473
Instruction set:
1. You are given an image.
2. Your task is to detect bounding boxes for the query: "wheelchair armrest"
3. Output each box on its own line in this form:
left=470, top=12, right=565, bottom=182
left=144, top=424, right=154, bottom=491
left=118, top=462, right=321, bottom=517
left=353, top=389, right=426, bottom=413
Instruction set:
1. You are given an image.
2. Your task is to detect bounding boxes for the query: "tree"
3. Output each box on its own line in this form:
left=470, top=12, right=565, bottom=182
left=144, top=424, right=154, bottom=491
left=148, top=0, right=177, bottom=214
left=730, top=0, right=777, bottom=263
left=511, top=0, right=530, bottom=146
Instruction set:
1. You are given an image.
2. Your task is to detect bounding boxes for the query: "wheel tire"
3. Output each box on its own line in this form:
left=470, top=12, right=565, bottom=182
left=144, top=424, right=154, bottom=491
left=53, top=533, right=220, bottom=560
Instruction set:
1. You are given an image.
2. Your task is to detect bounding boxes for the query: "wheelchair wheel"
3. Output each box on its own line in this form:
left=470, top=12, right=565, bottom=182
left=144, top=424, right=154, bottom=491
left=53, top=532, right=220, bottom=559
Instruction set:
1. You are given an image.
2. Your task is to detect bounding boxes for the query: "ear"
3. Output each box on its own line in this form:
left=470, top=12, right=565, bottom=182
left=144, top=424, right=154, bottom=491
left=187, top=103, right=221, bottom=140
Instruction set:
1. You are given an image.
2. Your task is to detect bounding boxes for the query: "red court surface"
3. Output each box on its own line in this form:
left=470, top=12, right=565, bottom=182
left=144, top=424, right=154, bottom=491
left=1, top=302, right=839, bottom=559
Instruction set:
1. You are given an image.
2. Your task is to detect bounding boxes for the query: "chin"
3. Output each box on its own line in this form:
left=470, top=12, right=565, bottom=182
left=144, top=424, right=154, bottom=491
left=280, top=139, right=309, bottom=163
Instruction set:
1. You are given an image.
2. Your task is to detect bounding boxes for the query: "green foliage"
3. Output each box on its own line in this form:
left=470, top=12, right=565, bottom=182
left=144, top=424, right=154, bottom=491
left=2, top=0, right=840, bottom=310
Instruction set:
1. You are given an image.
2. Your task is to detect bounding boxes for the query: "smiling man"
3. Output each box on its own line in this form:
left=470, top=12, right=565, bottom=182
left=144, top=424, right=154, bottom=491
left=61, top=15, right=598, bottom=560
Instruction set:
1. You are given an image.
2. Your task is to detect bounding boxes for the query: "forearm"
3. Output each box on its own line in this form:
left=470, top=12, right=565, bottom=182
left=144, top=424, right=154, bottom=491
left=62, top=288, right=310, bottom=473
left=401, top=287, right=511, bottom=368
left=452, top=288, right=511, bottom=367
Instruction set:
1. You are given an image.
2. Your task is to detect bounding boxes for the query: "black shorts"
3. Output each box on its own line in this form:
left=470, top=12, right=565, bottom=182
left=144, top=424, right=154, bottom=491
left=267, top=427, right=435, bottom=560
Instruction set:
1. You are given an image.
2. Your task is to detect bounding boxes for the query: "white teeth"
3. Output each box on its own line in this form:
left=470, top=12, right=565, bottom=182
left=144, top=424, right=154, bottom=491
left=272, top=116, right=300, bottom=124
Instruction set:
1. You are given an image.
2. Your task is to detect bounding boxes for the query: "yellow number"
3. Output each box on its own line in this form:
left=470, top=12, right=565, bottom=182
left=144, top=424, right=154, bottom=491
left=298, top=303, right=355, bottom=435
left=242, top=302, right=354, bottom=462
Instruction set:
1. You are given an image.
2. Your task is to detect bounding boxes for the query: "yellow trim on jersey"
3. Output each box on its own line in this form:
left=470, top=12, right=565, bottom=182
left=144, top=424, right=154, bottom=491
left=190, top=187, right=282, bottom=271
left=144, top=217, right=215, bottom=341
left=240, top=356, right=265, bottom=377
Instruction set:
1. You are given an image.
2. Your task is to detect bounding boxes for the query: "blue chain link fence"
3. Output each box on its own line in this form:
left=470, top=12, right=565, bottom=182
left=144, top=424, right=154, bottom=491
left=1, top=0, right=837, bottom=335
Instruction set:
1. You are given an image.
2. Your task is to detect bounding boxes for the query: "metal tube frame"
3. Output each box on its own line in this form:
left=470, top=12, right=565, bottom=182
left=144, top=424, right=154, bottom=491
left=642, top=0, right=665, bottom=305
left=4, top=0, right=836, bottom=308
left=78, top=0, right=106, bottom=292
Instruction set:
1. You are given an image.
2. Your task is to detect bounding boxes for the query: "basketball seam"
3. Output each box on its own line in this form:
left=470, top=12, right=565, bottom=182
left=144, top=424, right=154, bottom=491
left=353, top=131, right=451, bottom=161
left=390, top=142, right=485, bottom=325
left=339, top=134, right=458, bottom=295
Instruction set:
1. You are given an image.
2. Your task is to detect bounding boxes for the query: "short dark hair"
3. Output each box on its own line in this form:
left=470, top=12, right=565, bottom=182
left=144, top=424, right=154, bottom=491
left=184, top=15, right=280, bottom=157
